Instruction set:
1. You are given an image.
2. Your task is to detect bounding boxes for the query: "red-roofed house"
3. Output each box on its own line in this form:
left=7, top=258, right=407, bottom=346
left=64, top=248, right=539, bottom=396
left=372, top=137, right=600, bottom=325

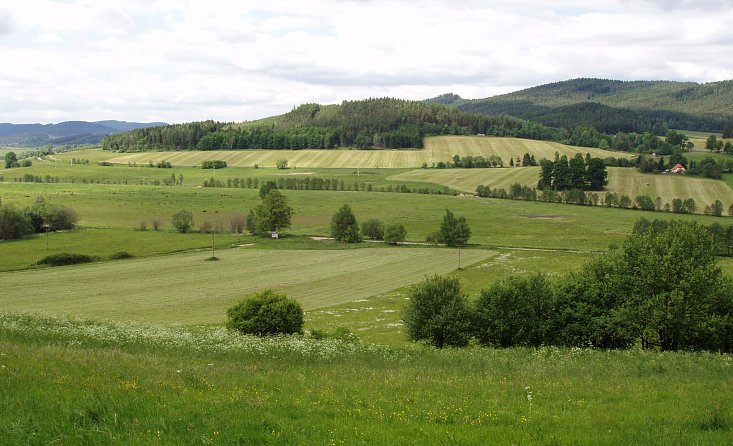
left=671, top=164, right=686, bottom=174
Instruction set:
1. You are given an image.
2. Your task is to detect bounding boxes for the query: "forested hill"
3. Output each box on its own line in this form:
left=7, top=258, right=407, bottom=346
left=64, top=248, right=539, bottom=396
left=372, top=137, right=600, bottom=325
left=426, top=78, right=733, bottom=133
left=0, top=120, right=166, bottom=147
left=102, top=98, right=564, bottom=152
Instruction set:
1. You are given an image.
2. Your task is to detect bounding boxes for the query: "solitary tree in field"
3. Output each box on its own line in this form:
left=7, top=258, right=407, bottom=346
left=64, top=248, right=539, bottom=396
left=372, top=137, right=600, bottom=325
left=439, top=209, right=471, bottom=246
left=172, top=210, right=194, bottom=233
left=402, top=274, right=472, bottom=348
left=276, top=159, right=288, bottom=170
left=252, top=189, right=293, bottom=234
left=4, top=151, right=18, bottom=168
left=331, top=204, right=362, bottom=243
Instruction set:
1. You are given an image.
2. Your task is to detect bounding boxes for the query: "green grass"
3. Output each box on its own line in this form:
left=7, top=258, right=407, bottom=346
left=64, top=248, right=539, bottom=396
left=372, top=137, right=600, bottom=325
left=1, top=313, right=731, bottom=445
left=2, top=181, right=731, bottom=272
left=306, top=249, right=596, bottom=345
left=0, top=246, right=493, bottom=325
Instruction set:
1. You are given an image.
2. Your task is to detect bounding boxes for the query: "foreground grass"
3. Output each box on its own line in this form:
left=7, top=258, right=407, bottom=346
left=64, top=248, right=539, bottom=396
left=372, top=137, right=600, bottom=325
left=0, top=246, right=493, bottom=324
left=1, top=313, right=730, bottom=445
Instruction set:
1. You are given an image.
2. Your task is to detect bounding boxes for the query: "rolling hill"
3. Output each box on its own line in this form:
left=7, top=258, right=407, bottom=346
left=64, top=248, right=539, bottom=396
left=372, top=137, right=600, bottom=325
left=427, top=78, right=733, bottom=133
left=0, top=120, right=166, bottom=147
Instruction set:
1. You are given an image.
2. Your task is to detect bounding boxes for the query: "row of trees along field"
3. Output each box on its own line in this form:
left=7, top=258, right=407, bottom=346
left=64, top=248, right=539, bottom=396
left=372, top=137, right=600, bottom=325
left=403, top=220, right=732, bottom=352
left=101, top=98, right=699, bottom=154
left=477, top=181, right=726, bottom=215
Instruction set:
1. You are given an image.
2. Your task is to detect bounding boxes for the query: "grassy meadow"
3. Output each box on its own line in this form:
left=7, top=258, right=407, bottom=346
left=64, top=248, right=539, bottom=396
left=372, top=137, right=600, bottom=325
left=2, top=139, right=733, bottom=444
left=1, top=314, right=731, bottom=445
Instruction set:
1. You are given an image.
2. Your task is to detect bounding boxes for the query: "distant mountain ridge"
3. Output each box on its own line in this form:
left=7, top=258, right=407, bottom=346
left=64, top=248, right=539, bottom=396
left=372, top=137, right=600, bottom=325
left=0, top=120, right=167, bottom=147
left=426, top=78, right=733, bottom=133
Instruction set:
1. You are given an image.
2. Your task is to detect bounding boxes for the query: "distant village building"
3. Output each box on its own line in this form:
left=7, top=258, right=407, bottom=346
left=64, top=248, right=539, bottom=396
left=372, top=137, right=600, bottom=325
left=670, top=164, right=686, bottom=174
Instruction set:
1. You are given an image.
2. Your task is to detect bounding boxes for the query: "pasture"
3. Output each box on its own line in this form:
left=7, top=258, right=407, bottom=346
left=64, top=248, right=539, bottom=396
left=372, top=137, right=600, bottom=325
left=3, top=180, right=717, bottom=263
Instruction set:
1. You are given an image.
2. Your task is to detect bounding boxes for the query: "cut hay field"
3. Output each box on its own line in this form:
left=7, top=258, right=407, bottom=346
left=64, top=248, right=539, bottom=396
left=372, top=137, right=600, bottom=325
left=389, top=167, right=733, bottom=209
left=0, top=247, right=493, bottom=325
left=100, top=136, right=630, bottom=169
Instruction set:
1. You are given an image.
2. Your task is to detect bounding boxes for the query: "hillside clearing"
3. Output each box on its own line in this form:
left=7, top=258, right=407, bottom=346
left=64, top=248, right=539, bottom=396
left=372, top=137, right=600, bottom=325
left=0, top=247, right=493, bottom=325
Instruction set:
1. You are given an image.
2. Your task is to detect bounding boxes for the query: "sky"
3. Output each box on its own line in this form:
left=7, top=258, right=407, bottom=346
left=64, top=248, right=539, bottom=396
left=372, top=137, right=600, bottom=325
left=1, top=0, right=732, bottom=124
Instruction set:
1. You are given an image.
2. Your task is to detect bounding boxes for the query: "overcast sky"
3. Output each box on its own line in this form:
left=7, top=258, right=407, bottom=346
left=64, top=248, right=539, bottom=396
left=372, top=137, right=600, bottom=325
left=1, top=0, right=732, bottom=124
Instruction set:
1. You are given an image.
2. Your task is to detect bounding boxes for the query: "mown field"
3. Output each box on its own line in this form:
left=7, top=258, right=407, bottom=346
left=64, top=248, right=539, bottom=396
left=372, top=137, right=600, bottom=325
left=0, top=247, right=492, bottom=325
left=390, top=166, right=733, bottom=209
left=98, top=136, right=629, bottom=169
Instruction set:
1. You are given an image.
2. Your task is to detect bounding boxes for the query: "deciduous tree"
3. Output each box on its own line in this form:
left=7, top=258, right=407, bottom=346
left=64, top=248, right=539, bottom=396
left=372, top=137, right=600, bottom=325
left=439, top=209, right=471, bottom=246
left=402, top=275, right=471, bottom=348
left=331, top=204, right=362, bottom=243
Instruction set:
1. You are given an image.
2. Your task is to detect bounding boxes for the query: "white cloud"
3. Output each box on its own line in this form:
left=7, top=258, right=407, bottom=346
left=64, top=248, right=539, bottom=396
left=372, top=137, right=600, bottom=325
left=0, top=8, right=13, bottom=34
left=0, top=0, right=731, bottom=123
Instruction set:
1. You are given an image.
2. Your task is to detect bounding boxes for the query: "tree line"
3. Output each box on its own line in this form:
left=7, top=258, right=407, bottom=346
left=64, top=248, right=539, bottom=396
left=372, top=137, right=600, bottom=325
left=202, top=176, right=453, bottom=196
left=476, top=181, right=726, bottom=215
left=101, top=98, right=698, bottom=155
left=403, top=220, right=732, bottom=352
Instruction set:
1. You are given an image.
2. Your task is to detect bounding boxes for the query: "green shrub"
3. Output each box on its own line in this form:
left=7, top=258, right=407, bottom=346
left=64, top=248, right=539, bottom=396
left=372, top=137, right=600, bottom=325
left=226, top=290, right=304, bottom=336
left=474, top=274, right=554, bottom=348
left=202, top=160, right=227, bottom=169
left=0, top=205, right=32, bottom=240
left=38, top=253, right=96, bottom=266
left=361, top=219, right=384, bottom=240
left=171, top=210, right=194, bottom=233
left=384, top=223, right=406, bottom=244
left=110, top=251, right=134, bottom=260
left=402, top=274, right=472, bottom=348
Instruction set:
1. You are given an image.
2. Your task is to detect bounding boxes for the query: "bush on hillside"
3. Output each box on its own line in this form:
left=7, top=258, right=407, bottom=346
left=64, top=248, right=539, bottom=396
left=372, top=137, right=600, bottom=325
left=110, top=251, right=134, bottom=260
left=361, top=219, right=384, bottom=240
left=384, top=223, right=406, bottom=245
left=226, top=290, right=304, bottom=336
left=38, top=253, right=96, bottom=266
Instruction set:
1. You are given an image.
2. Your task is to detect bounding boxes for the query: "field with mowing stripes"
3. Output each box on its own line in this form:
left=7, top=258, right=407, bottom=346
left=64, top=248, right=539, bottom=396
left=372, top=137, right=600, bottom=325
left=0, top=247, right=493, bottom=324
left=101, top=136, right=630, bottom=169
left=390, top=167, right=733, bottom=209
